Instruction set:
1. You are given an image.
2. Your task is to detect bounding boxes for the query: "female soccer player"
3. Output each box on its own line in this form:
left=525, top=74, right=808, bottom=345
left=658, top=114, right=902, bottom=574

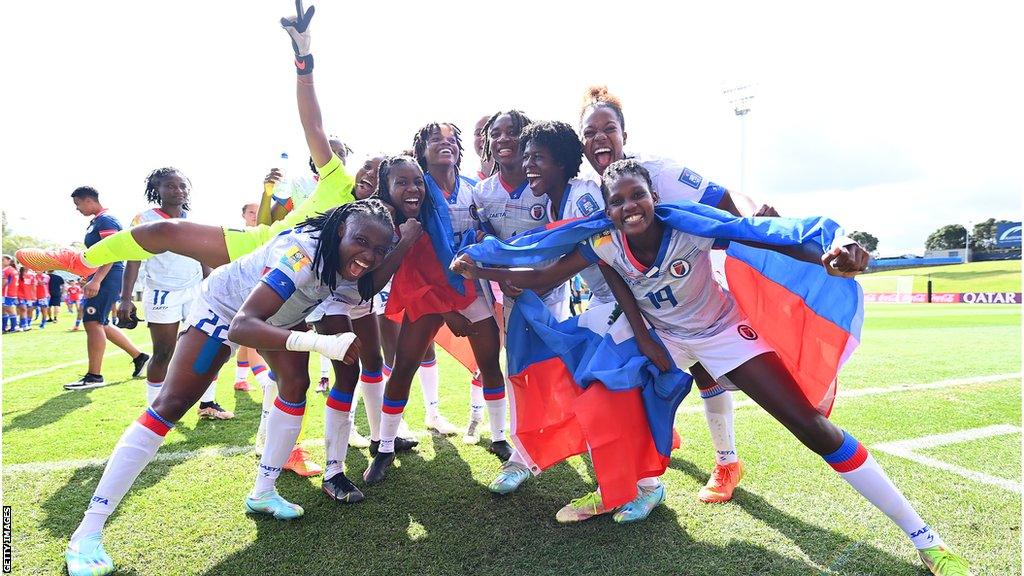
left=17, top=267, right=35, bottom=331
left=452, top=160, right=969, bottom=575
left=2, top=256, right=18, bottom=332
left=362, top=148, right=510, bottom=485
left=63, top=200, right=413, bottom=576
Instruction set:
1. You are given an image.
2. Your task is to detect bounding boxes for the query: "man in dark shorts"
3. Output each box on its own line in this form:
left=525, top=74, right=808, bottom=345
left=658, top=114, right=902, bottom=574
left=47, top=270, right=65, bottom=322
left=65, top=186, right=149, bottom=390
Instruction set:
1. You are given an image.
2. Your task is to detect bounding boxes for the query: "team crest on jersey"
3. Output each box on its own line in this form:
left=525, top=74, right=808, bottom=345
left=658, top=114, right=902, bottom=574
left=530, top=204, right=546, bottom=220
left=737, top=324, right=758, bottom=340
left=679, top=168, right=703, bottom=189
left=592, top=229, right=613, bottom=249
left=576, top=193, right=599, bottom=216
left=469, top=204, right=480, bottom=221
left=281, top=246, right=311, bottom=272
left=669, top=258, right=691, bottom=278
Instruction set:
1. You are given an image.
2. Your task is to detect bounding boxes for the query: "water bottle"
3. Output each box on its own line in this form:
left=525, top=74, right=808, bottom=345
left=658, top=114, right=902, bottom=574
left=272, top=152, right=291, bottom=200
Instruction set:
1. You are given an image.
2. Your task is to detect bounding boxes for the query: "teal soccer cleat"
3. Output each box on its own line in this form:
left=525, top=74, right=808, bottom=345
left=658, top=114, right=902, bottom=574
left=65, top=532, right=114, bottom=576
left=245, top=489, right=304, bottom=520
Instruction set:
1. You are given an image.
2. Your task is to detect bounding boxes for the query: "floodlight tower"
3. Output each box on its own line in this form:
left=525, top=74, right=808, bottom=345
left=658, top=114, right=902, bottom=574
left=723, top=84, right=754, bottom=192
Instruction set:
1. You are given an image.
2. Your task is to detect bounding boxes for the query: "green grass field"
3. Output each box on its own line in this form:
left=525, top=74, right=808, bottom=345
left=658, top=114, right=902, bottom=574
left=858, top=260, right=1022, bottom=294
left=2, top=303, right=1021, bottom=576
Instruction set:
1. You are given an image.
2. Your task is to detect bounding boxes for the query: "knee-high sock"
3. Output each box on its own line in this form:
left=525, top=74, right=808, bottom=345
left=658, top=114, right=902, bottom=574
left=70, top=409, right=172, bottom=545
left=349, top=387, right=361, bottom=429
left=145, top=380, right=162, bottom=406
left=257, top=379, right=278, bottom=440
left=378, top=395, right=407, bottom=453
left=251, top=364, right=273, bottom=388
left=82, top=229, right=155, bottom=268
left=418, top=359, right=440, bottom=419
left=700, top=383, right=738, bottom=465
left=360, top=369, right=384, bottom=441
left=252, top=397, right=305, bottom=495
left=235, top=360, right=250, bottom=382
left=469, top=372, right=485, bottom=421
left=824, top=430, right=943, bottom=549
left=324, top=389, right=354, bottom=479
left=200, top=381, right=217, bottom=403
left=484, top=381, right=506, bottom=442
left=319, top=354, right=331, bottom=379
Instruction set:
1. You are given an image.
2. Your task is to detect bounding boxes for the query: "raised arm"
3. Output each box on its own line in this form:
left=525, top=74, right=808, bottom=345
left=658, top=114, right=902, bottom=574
left=281, top=1, right=333, bottom=169
left=449, top=249, right=591, bottom=291
left=735, top=238, right=869, bottom=278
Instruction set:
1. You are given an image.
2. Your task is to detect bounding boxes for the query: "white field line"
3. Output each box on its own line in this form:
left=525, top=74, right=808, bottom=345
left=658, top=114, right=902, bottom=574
left=2, top=374, right=1019, bottom=475
left=677, top=373, right=1021, bottom=415
left=4, top=344, right=153, bottom=384
left=872, top=425, right=1023, bottom=494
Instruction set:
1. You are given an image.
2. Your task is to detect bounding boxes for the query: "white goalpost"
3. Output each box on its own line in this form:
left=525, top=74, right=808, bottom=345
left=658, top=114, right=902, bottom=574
left=857, top=274, right=917, bottom=303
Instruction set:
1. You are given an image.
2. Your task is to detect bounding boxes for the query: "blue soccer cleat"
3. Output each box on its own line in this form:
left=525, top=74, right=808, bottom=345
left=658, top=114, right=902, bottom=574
left=488, top=460, right=530, bottom=495
left=244, top=489, right=304, bottom=520
left=65, top=532, right=114, bottom=576
left=613, top=482, right=666, bottom=523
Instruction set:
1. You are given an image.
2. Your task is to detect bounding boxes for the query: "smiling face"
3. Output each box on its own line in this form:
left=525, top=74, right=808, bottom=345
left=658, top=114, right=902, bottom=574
left=157, top=172, right=190, bottom=208
left=424, top=125, right=460, bottom=170
left=353, top=156, right=384, bottom=200
left=604, top=174, right=658, bottom=237
left=488, top=113, right=523, bottom=171
left=337, top=215, right=394, bottom=281
left=387, top=161, right=426, bottom=220
left=580, top=105, right=627, bottom=175
left=522, top=141, right=566, bottom=198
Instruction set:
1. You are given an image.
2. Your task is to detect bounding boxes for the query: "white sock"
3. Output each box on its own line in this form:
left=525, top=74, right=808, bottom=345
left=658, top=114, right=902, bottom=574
left=251, top=397, right=305, bottom=496
left=324, top=389, right=353, bottom=479
left=700, top=384, right=738, bottom=465
left=469, top=372, right=485, bottom=421
left=418, top=359, right=440, bottom=419
left=378, top=396, right=407, bottom=453
left=251, top=364, right=273, bottom=388
left=70, top=410, right=171, bottom=545
left=638, top=476, right=662, bottom=488
left=825, top=430, right=943, bottom=549
left=145, top=380, right=162, bottom=406
left=200, top=381, right=217, bottom=404
left=360, top=369, right=384, bottom=441
left=484, top=381, right=507, bottom=442
left=319, top=354, right=331, bottom=379
left=349, top=387, right=360, bottom=429
left=235, top=361, right=249, bottom=382
left=257, top=379, right=278, bottom=440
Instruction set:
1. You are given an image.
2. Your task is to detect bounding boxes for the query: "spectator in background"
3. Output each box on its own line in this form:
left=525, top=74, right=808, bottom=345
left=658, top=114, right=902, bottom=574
left=241, top=202, right=259, bottom=228
left=48, top=270, right=66, bottom=323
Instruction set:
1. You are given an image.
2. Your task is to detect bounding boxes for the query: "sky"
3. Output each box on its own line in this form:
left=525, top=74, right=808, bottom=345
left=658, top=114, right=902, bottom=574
left=2, top=1, right=1020, bottom=256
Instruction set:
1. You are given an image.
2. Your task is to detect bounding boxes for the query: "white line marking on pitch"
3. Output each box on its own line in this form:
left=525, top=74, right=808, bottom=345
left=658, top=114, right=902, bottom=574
left=678, top=373, right=1021, bottom=415
left=2, top=374, right=1019, bottom=475
left=873, top=425, right=1022, bottom=493
left=4, top=344, right=153, bottom=383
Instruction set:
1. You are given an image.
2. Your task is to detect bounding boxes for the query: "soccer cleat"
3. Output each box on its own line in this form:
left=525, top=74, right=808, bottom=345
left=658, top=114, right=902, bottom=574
left=315, top=376, right=329, bottom=394
left=68, top=326, right=80, bottom=332
left=369, top=436, right=418, bottom=456
left=64, top=374, right=106, bottom=391
left=233, top=379, right=252, bottom=392
left=463, top=417, right=483, bottom=444
left=698, top=461, right=744, bottom=503
left=131, top=352, right=150, bottom=378
left=555, top=491, right=610, bottom=523
left=282, top=446, right=322, bottom=477
left=919, top=546, right=972, bottom=576
left=244, top=489, right=304, bottom=520
left=322, top=472, right=365, bottom=503
left=197, top=402, right=235, bottom=420
left=348, top=429, right=371, bottom=449
left=17, top=247, right=97, bottom=277
left=425, top=413, right=459, bottom=435
left=489, top=460, right=530, bottom=495
left=65, top=532, right=114, bottom=576
left=488, top=440, right=513, bottom=462
left=613, top=483, right=666, bottom=524
left=362, top=451, right=395, bottom=485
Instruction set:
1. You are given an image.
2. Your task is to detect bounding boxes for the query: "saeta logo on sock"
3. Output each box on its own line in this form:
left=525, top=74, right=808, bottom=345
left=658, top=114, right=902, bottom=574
left=88, top=496, right=110, bottom=508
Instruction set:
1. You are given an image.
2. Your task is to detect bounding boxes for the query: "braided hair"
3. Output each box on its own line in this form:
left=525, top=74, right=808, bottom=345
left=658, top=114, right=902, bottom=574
left=579, top=85, right=626, bottom=130
left=479, top=110, right=533, bottom=169
left=412, top=122, right=464, bottom=173
left=144, top=167, right=190, bottom=210
left=298, top=199, right=394, bottom=300
left=374, top=155, right=422, bottom=225
left=519, top=120, right=584, bottom=179
left=600, top=159, right=655, bottom=201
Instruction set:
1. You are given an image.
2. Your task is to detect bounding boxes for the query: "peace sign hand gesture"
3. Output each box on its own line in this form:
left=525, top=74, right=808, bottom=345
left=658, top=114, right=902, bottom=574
left=281, top=0, right=315, bottom=74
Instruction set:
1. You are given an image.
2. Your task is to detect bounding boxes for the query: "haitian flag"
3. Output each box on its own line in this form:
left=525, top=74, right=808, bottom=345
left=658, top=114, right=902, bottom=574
left=505, top=294, right=690, bottom=509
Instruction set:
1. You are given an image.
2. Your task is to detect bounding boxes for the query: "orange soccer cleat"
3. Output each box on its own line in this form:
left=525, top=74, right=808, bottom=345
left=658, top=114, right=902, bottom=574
left=698, top=461, right=744, bottom=503
left=16, top=247, right=97, bottom=278
left=282, top=446, right=322, bottom=477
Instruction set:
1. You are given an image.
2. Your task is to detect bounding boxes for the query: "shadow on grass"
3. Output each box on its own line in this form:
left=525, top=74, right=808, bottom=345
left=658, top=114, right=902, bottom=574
left=4, top=376, right=137, bottom=432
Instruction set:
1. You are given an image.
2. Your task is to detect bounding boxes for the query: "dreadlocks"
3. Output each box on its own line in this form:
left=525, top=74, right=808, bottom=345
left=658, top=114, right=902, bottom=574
left=600, top=159, right=655, bottom=201
left=374, top=155, right=421, bottom=225
left=412, top=122, right=464, bottom=173
left=519, top=120, right=584, bottom=179
left=479, top=110, right=533, bottom=168
left=579, top=85, right=626, bottom=131
left=144, top=167, right=191, bottom=210
left=298, top=198, right=394, bottom=300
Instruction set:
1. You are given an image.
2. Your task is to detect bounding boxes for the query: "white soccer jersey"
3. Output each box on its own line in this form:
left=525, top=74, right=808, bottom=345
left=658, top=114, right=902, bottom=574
left=131, top=208, right=203, bottom=291
left=581, top=226, right=742, bottom=338
left=472, top=174, right=550, bottom=241
left=558, top=178, right=613, bottom=305
left=201, top=230, right=360, bottom=330
left=580, top=152, right=726, bottom=207
left=438, top=174, right=480, bottom=246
